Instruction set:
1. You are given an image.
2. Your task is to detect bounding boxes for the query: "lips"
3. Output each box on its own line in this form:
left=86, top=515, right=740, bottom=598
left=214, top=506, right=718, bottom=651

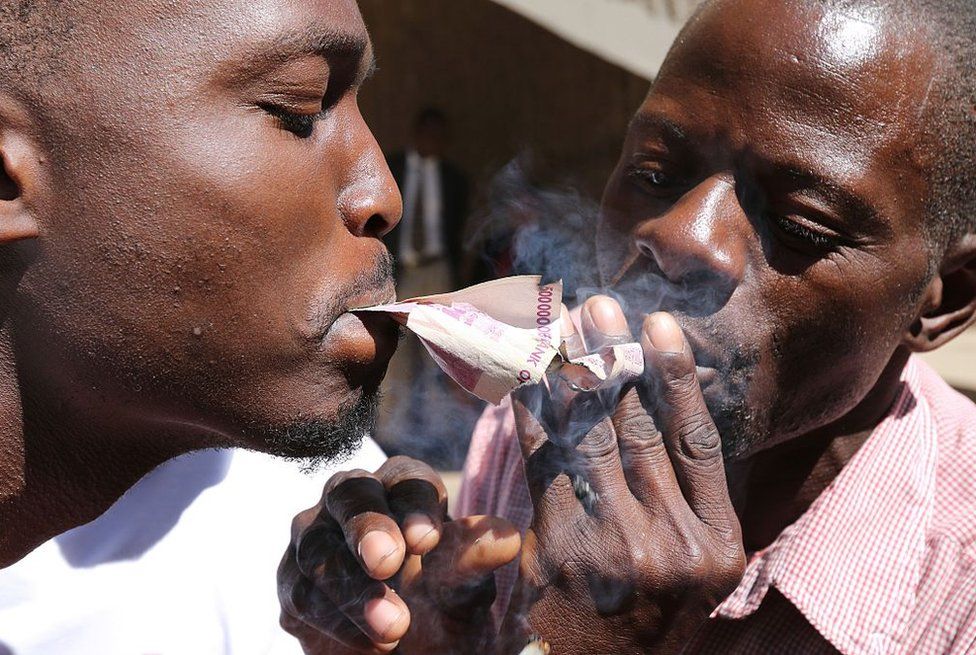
left=344, top=284, right=397, bottom=313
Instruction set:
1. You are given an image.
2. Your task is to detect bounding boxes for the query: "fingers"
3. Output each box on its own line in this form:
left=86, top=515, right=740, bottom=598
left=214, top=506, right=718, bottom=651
left=560, top=304, right=586, bottom=359
left=572, top=296, right=633, bottom=504
left=375, top=456, right=448, bottom=556
left=281, top=458, right=457, bottom=653
left=641, top=312, right=737, bottom=531
left=580, top=294, right=633, bottom=352
left=611, top=384, right=684, bottom=507
left=512, top=385, right=572, bottom=526
left=323, top=470, right=406, bottom=580
left=280, top=541, right=405, bottom=653
left=421, top=515, right=521, bottom=617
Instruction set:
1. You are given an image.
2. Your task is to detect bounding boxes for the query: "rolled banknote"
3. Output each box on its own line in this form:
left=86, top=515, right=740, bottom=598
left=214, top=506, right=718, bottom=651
left=354, top=275, right=644, bottom=405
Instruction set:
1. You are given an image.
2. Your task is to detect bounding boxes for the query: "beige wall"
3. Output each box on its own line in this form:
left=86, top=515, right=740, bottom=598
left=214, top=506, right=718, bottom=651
left=492, top=0, right=698, bottom=79
left=358, top=0, right=651, bottom=200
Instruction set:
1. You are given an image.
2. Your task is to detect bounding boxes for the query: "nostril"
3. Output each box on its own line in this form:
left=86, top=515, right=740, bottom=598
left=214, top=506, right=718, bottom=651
left=635, top=241, right=655, bottom=260
left=363, top=213, right=389, bottom=238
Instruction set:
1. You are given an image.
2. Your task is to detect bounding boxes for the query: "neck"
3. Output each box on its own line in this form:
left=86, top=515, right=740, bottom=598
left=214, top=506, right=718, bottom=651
left=0, top=328, right=192, bottom=568
left=730, top=349, right=911, bottom=552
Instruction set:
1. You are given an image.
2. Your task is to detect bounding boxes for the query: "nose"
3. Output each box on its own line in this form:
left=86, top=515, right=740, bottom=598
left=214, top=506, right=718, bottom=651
left=633, top=176, right=746, bottom=298
left=336, top=107, right=402, bottom=239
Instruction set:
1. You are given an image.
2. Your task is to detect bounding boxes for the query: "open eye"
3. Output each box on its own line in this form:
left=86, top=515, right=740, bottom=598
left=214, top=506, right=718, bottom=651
left=625, top=163, right=686, bottom=198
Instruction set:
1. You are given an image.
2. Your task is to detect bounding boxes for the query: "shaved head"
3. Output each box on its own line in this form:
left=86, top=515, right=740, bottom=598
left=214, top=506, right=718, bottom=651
left=819, top=0, right=976, bottom=250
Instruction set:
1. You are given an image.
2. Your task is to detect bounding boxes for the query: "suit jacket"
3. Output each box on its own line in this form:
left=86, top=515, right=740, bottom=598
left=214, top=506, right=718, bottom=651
left=385, top=151, right=469, bottom=286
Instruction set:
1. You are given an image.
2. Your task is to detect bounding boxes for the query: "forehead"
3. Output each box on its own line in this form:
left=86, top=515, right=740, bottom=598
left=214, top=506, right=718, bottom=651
left=644, top=0, right=937, bottom=219
left=111, top=0, right=368, bottom=58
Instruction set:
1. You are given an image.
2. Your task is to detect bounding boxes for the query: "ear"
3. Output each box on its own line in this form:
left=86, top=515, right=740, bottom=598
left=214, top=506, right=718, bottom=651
left=904, top=233, right=976, bottom=352
left=0, top=99, right=41, bottom=245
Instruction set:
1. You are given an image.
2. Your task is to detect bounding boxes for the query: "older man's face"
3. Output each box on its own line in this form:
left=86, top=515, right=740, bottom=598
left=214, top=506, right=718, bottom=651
left=15, top=0, right=401, bottom=457
left=599, top=0, right=939, bottom=457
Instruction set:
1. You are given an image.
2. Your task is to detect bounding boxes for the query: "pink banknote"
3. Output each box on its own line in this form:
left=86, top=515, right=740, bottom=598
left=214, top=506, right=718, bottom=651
left=355, top=276, right=644, bottom=405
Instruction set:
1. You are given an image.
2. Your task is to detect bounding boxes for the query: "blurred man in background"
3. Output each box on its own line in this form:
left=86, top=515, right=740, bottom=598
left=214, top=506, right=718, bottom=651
left=385, top=107, right=469, bottom=295
left=376, top=107, right=476, bottom=466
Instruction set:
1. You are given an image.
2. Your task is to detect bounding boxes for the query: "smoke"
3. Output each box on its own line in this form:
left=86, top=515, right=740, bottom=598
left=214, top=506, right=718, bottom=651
left=375, top=159, right=607, bottom=469
left=468, top=158, right=601, bottom=301
left=471, top=158, right=763, bottom=460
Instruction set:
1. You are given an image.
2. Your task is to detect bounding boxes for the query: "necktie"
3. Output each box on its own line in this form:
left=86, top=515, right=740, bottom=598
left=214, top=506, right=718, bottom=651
left=411, top=174, right=426, bottom=256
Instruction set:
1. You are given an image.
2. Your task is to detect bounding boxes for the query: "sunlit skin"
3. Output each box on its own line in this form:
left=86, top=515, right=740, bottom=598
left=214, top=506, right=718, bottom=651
left=2, top=1, right=524, bottom=651
left=0, top=0, right=404, bottom=564
left=596, top=0, right=976, bottom=539
left=281, top=2, right=976, bottom=654
left=500, top=0, right=976, bottom=652
left=601, top=0, right=942, bottom=461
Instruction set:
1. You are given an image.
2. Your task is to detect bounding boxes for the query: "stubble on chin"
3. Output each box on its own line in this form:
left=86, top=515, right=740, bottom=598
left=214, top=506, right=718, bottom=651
left=254, top=389, right=380, bottom=472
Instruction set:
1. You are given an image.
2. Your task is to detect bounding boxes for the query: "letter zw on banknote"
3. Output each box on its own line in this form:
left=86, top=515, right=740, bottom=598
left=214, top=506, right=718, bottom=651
left=356, top=276, right=644, bottom=405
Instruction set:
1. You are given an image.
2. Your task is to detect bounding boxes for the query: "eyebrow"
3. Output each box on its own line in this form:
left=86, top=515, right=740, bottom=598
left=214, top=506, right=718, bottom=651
left=240, top=26, right=376, bottom=80
left=269, top=26, right=368, bottom=61
left=630, top=112, right=688, bottom=143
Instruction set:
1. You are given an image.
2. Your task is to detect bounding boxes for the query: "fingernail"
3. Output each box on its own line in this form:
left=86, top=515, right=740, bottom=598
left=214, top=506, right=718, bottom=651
left=645, top=313, right=684, bottom=354
left=583, top=296, right=626, bottom=335
left=358, top=531, right=398, bottom=574
left=364, top=597, right=407, bottom=642
left=402, top=513, right=437, bottom=550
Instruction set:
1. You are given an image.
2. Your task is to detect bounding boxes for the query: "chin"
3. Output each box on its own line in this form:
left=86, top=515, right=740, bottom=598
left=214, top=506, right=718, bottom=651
left=242, top=385, right=380, bottom=469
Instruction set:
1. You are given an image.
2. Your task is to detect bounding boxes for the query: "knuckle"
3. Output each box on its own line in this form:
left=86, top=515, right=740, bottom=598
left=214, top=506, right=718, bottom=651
left=712, top=555, right=746, bottom=596
left=576, top=422, right=618, bottom=462
left=674, top=418, right=722, bottom=461
left=378, top=454, right=434, bottom=481
left=665, top=369, right=700, bottom=400
left=278, top=609, right=302, bottom=635
left=294, top=523, right=345, bottom=579
left=613, top=397, right=656, bottom=436
left=322, top=468, right=370, bottom=499
left=278, top=571, right=312, bottom=618
left=290, top=507, right=321, bottom=543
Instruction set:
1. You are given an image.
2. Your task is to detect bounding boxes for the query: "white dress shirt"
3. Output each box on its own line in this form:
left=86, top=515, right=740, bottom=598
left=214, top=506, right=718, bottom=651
left=398, top=150, right=445, bottom=266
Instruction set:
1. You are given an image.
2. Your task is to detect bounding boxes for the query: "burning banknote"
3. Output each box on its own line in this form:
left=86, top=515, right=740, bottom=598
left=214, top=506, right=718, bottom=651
left=355, top=276, right=644, bottom=405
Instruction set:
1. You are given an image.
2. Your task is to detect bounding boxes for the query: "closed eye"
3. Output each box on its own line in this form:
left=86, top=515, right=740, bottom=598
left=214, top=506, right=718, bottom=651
left=767, top=212, right=842, bottom=251
left=259, top=103, right=323, bottom=139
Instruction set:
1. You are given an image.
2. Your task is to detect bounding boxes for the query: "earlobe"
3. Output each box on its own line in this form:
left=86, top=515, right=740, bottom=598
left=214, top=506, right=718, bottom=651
left=904, top=234, right=976, bottom=353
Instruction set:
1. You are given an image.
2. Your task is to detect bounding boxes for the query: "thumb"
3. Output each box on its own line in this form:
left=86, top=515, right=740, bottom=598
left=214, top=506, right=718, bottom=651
left=422, top=515, right=521, bottom=616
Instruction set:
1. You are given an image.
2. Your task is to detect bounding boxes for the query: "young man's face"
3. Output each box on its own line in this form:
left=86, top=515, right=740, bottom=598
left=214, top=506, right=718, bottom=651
left=15, top=0, right=401, bottom=457
left=599, top=0, right=940, bottom=458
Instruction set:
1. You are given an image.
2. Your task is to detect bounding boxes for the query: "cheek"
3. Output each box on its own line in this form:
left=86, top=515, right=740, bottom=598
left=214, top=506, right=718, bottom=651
left=24, top=114, right=356, bottom=397
left=753, top=267, right=913, bottom=433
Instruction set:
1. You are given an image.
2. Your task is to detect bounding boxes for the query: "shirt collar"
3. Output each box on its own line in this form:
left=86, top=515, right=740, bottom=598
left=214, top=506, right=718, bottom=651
left=714, top=357, right=939, bottom=654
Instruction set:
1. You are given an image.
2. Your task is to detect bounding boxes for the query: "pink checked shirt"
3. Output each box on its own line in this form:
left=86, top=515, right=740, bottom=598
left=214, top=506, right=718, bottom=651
left=457, top=357, right=976, bottom=654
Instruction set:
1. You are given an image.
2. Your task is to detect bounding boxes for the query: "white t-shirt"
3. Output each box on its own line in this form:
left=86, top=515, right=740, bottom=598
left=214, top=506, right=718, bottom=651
left=0, top=440, right=387, bottom=655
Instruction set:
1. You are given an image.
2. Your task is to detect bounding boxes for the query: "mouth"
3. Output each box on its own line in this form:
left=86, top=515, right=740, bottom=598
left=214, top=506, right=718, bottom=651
left=315, top=277, right=400, bottom=377
left=344, top=283, right=398, bottom=313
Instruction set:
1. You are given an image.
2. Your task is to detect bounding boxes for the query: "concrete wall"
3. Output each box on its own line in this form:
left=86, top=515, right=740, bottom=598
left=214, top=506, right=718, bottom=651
left=492, top=0, right=699, bottom=79
left=358, top=0, right=652, bottom=200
